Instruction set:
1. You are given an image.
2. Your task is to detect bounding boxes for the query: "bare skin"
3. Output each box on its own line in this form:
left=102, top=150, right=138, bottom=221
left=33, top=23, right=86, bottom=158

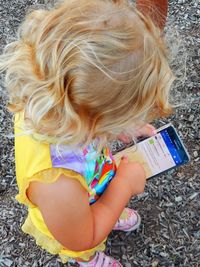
left=117, top=123, right=157, bottom=144
left=27, top=157, right=146, bottom=251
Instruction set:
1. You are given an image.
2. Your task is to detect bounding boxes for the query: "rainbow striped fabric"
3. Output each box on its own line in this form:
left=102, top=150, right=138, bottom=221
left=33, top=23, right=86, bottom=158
left=50, top=142, right=117, bottom=204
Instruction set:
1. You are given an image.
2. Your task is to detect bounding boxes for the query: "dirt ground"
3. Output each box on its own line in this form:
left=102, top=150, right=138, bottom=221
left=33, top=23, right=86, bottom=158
left=0, top=0, right=199, bottom=266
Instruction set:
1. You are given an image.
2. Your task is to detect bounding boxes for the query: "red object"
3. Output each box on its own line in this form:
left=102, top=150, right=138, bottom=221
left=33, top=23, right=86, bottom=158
left=136, top=0, right=168, bottom=30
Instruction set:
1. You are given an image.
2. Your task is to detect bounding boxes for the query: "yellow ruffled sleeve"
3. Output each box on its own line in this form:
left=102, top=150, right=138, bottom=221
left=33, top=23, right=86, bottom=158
left=15, top=167, right=90, bottom=208
left=14, top=112, right=91, bottom=207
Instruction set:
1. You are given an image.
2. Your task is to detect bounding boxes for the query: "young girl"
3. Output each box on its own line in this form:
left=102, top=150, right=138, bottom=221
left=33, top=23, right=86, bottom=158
left=0, top=0, right=174, bottom=265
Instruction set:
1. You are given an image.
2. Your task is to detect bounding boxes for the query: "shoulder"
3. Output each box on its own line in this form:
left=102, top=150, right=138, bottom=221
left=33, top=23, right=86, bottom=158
left=27, top=174, right=88, bottom=209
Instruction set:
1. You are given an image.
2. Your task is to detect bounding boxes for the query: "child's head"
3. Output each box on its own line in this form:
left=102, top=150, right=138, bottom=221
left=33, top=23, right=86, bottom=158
left=0, top=0, right=175, bottom=147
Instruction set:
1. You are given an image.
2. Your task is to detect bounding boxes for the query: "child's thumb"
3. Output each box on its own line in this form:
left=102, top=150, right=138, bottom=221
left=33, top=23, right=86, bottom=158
left=121, top=155, right=129, bottom=163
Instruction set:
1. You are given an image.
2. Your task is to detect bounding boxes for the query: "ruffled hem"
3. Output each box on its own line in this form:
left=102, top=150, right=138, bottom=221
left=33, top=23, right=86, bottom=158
left=22, top=214, right=106, bottom=263
left=16, top=167, right=91, bottom=208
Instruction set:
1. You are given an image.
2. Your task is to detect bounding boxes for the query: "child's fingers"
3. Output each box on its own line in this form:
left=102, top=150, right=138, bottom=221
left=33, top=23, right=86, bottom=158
left=147, top=124, right=157, bottom=133
left=136, top=124, right=156, bottom=137
left=117, top=133, right=132, bottom=143
left=121, top=155, right=129, bottom=163
left=117, top=124, right=156, bottom=143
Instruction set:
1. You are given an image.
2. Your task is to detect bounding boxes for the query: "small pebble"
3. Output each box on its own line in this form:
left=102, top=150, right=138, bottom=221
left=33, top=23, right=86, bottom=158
left=189, top=115, right=194, bottom=121
left=159, top=252, right=169, bottom=258
left=189, top=192, right=199, bottom=200
left=152, top=260, right=159, bottom=267
left=175, top=196, right=183, bottom=202
left=193, top=151, right=198, bottom=158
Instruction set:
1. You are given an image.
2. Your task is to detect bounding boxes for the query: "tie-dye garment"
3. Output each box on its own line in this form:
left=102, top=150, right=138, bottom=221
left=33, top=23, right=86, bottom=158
left=50, top=142, right=116, bottom=204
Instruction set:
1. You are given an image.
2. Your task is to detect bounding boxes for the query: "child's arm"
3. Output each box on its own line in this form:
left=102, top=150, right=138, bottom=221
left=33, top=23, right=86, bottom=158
left=136, top=0, right=168, bottom=30
left=27, top=157, right=146, bottom=252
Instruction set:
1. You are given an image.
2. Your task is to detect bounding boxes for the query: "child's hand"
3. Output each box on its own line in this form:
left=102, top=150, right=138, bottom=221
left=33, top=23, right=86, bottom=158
left=115, top=156, right=146, bottom=196
left=134, top=123, right=157, bottom=138
left=117, top=124, right=156, bottom=144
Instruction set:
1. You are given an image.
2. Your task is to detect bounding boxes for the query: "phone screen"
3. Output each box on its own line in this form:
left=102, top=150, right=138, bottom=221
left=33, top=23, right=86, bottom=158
left=114, top=125, right=190, bottom=178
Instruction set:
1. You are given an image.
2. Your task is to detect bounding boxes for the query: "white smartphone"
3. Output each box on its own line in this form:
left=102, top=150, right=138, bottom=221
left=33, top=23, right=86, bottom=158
left=113, top=124, right=190, bottom=179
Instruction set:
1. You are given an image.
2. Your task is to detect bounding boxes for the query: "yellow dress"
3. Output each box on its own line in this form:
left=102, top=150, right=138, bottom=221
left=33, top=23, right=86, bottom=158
left=14, top=113, right=116, bottom=263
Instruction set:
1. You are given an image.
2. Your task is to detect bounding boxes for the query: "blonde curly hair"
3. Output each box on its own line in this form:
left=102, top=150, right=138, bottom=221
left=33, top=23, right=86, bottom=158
left=0, top=0, right=175, bottom=148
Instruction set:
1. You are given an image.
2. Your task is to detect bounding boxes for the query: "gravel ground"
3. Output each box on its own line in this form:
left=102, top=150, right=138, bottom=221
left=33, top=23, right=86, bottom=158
left=0, top=0, right=199, bottom=266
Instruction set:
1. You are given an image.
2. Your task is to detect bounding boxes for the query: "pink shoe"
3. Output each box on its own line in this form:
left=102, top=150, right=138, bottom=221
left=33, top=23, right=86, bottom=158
left=77, top=251, right=122, bottom=266
left=113, top=208, right=141, bottom=232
